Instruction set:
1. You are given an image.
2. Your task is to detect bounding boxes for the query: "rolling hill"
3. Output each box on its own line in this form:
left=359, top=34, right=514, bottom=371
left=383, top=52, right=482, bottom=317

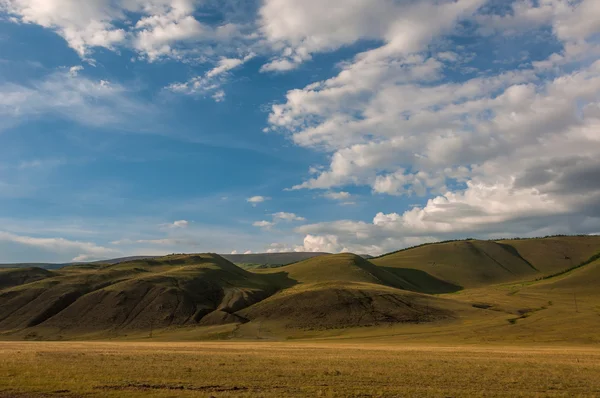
left=0, top=254, right=283, bottom=337
left=371, top=236, right=600, bottom=288
left=0, top=235, right=598, bottom=340
left=238, top=254, right=472, bottom=329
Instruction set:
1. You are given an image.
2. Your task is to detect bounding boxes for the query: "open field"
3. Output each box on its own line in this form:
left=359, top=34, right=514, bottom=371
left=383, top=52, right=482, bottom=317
left=1, top=237, right=600, bottom=396
left=2, top=341, right=600, bottom=397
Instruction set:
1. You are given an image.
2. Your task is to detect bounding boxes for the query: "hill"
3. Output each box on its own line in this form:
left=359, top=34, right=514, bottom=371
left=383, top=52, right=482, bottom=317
left=1, top=235, right=599, bottom=341
left=0, top=267, right=56, bottom=290
left=238, top=281, right=459, bottom=330
left=255, top=253, right=459, bottom=294
left=236, top=254, right=474, bottom=330
left=0, top=253, right=471, bottom=337
left=372, top=236, right=600, bottom=289
left=527, top=257, right=600, bottom=297
left=496, top=235, right=600, bottom=275
left=0, top=254, right=283, bottom=337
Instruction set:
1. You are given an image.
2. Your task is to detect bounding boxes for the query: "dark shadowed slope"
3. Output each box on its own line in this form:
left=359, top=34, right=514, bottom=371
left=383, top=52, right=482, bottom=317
left=0, top=268, right=56, bottom=290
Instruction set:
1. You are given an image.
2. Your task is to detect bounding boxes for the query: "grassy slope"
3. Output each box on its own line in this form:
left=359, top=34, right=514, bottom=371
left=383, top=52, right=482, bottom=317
left=372, top=240, right=539, bottom=288
left=1, top=236, right=599, bottom=342
left=527, top=258, right=600, bottom=297
left=255, top=253, right=412, bottom=288
left=371, top=236, right=600, bottom=289
left=0, top=254, right=282, bottom=338
left=497, top=235, right=600, bottom=275
left=237, top=254, right=478, bottom=330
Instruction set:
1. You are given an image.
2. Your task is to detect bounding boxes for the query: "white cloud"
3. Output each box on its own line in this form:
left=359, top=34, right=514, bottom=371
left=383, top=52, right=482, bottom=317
left=253, top=220, right=275, bottom=229
left=0, top=69, right=152, bottom=131
left=300, top=234, right=345, bottom=253
left=323, top=191, right=352, bottom=201
left=246, top=195, right=270, bottom=204
left=258, top=1, right=600, bottom=254
left=272, top=212, right=305, bottom=222
left=253, top=212, right=305, bottom=229
left=259, top=0, right=485, bottom=71
left=0, top=0, right=243, bottom=61
left=167, top=53, right=255, bottom=100
left=172, top=220, right=189, bottom=228
left=68, top=65, right=84, bottom=76
left=0, top=231, right=118, bottom=262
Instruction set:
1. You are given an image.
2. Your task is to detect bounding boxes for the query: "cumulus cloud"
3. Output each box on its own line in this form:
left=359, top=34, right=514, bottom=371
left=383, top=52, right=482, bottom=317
left=0, top=0, right=243, bottom=61
left=172, top=220, right=189, bottom=228
left=259, top=0, right=483, bottom=71
left=258, top=0, right=600, bottom=254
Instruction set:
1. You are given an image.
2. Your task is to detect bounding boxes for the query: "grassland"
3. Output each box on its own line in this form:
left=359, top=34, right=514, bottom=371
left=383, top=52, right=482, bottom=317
left=2, top=341, right=600, bottom=397
left=1, top=236, right=600, bottom=396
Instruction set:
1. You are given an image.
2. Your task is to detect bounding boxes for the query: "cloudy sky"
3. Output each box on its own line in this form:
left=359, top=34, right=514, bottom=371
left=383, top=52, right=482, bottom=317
left=0, top=0, right=599, bottom=262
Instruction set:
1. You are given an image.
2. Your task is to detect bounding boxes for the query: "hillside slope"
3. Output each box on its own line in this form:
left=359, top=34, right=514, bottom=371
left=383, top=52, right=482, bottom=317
left=496, top=236, right=600, bottom=275
left=0, top=254, right=281, bottom=336
left=256, top=254, right=409, bottom=287
left=237, top=281, right=459, bottom=330
left=372, top=240, right=541, bottom=288
left=527, top=258, right=600, bottom=297
left=0, top=268, right=56, bottom=290
left=236, top=254, right=475, bottom=330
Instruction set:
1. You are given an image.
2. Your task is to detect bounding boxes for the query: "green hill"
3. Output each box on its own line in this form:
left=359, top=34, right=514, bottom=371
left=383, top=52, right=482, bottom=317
left=0, top=254, right=280, bottom=336
left=372, top=240, right=540, bottom=288
left=527, top=257, right=600, bottom=297
left=238, top=281, right=458, bottom=330
left=496, top=235, right=600, bottom=275
left=1, top=236, right=599, bottom=340
left=257, top=253, right=460, bottom=294
left=237, top=254, right=472, bottom=330
left=371, top=237, right=600, bottom=289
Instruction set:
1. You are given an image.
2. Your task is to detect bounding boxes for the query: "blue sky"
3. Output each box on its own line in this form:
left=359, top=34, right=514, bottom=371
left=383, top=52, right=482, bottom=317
left=1, top=0, right=599, bottom=263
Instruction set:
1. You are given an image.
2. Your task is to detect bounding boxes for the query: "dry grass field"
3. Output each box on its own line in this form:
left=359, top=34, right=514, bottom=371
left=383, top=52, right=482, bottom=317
left=2, top=341, right=600, bottom=397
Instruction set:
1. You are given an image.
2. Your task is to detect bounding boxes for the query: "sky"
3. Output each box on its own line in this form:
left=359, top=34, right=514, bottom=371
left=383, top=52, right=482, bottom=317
left=0, top=0, right=599, bottom=263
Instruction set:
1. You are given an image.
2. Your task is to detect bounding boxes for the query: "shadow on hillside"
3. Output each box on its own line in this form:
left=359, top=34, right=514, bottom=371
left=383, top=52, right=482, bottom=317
left=260, top=272, right=300, bottom=290
left=380, top=267, right=462, bottom=294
